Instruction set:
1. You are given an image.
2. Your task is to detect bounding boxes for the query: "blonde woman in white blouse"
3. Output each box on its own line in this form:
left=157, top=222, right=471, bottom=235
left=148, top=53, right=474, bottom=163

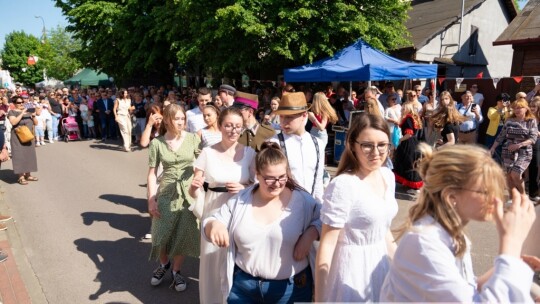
left=381, top=143, right=536, bottom=302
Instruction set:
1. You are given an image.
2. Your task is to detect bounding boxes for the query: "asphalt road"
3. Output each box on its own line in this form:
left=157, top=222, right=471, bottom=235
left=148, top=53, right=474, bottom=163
left=0, top=138, right=500, bottom=303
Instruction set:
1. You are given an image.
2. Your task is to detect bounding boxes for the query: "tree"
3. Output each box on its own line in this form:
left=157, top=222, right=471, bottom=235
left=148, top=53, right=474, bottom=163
left=40, top=26, right=83, bottom=81
left=55, top=0, right=411, bottom=83
left=0, top=31, right=44, bottom=85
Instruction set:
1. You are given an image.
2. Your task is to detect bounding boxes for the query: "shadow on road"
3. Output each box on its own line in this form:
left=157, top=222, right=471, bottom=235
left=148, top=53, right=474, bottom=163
left=74, top=237, right=200, bottom=303
left=89, top=143, right=125, bottom=151
left=99, top=194, right=148, bottom=214
left=0, top=167, right=21, bottom=185
left=81, top=212, right=150, bottom=239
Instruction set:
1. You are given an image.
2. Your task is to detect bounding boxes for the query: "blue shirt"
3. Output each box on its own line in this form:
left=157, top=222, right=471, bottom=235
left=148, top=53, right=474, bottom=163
left=457, top=103, right=483, bottom=132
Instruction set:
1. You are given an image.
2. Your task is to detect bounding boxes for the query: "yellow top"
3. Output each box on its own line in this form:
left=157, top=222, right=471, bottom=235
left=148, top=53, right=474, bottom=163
left=486, top=106, right=510, bottom=136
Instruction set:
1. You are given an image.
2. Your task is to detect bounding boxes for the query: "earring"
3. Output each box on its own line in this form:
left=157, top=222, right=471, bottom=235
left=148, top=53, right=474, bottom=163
left=453, top=201, right=457, bottom=206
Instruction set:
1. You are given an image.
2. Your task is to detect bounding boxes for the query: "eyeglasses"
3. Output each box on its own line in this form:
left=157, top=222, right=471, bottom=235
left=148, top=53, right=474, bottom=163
left=355, top=142, right=390, bottom=154
left=223, top=125, right=243, bottom=133
left=15, top=102, right=24, bottom=104
left=408, top=94, right=417, bottom=97
left=262, top=176, right=288, bottom=185
left=454, top=187, right=488, bottom=196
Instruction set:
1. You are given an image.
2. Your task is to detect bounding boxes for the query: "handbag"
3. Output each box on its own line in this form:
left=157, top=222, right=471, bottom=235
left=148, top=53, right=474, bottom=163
left=392, top=124, right=402, bottom=147
left=15, top=125, right=35, bottom=144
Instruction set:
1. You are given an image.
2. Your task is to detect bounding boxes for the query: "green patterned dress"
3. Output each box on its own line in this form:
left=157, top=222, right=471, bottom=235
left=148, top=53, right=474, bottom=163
left=148, top=133, right=201, bottom=260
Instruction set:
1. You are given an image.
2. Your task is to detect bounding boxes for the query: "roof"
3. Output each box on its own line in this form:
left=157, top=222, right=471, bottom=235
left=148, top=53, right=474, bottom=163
left=406, top=0, right=517, bottom=49
left=493, top=0, right=540, bottom=45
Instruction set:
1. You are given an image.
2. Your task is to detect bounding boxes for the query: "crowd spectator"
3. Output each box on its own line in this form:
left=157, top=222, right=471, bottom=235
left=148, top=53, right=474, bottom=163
left=430, top=92, right=464, bottom=147
left=384, top=94, right=401, bottom=149
left=490, top=96, right=538, bottom=195
left=8, top=96, right=38, bottom=185
left=308, top=92, right=338, bottom=149
left=457, top=90, right=483, bottom=144
left=394, top=102, right=423, bottom=194
left=316, top=113, right=397, bottom=302
left=414, top=85, right=428, bottom=104
left=96, top=91, right=116, bottom=140
left=470, top=83, right=484, bottom=106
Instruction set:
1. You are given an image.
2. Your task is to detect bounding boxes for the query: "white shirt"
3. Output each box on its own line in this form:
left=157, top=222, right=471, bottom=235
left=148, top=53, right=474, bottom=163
left=380, top=215, right=534, bottom=303
left=186, top=107, right=206, bottom=133
left=473, top=92, right=484, bottom=106
left=269, top=131, right=325, bottom=203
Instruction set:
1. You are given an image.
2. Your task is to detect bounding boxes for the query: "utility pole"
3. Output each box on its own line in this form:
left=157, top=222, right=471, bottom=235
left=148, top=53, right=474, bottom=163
left=35, top=16, right=46, bottom=43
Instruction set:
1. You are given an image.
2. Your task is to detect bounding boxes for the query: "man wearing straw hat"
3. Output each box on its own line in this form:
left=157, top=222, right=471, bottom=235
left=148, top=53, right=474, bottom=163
left=270, top=92, right=325, bottom=203
left=233, top=91, right=275, bottom=151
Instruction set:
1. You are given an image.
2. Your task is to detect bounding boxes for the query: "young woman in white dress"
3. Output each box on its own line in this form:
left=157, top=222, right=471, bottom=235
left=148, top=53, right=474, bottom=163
left=189, top=107, right=256, bottom=304
left=380, top=143, right=537, bottom=302
left=315, top=113, right=397, bottom=302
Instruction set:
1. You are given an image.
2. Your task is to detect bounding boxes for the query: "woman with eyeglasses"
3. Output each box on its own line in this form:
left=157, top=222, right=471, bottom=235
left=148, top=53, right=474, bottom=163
left=394, top=102, right=424, bottom=194
left=203, top=142, right=320, bottom=303
left=315, top=113, right=397, bottom=302
left=381, top=143, right=536, bottom=302
left=147, top=104, right=201, bottom=292
left=8, top=96, right=38, bottom=185
left=189, top=107, right=256, bottom=304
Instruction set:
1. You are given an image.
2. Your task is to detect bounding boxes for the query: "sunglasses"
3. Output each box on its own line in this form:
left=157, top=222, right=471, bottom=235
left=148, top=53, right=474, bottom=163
left=15, top=101, right=24, bottom=104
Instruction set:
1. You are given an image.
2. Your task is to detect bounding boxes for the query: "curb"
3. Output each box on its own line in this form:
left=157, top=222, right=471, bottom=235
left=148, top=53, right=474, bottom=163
left=0, top=186, right=48, bottom=304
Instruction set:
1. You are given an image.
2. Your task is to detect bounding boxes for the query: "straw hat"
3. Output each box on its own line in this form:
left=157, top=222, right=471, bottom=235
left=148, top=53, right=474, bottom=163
left=232, top=91, right=258, bottom=110
left=274, top=92, right=310, bottom=115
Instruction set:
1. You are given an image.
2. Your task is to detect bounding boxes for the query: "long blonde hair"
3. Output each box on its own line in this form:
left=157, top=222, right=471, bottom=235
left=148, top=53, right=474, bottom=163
left=159, top=104, right=185, bottom=137
left=365, top=97, right=382, bottom=117
left=311, top=92, right=338, bottom=124
left=397, top=143, right=506, bottom=257
left=401, top=102, right=423, bottom=129
left=510, top=98, right=536, bottom=121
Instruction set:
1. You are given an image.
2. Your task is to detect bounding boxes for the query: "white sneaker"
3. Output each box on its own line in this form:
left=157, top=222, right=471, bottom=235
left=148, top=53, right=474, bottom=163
left=49, top=139, right=54, bottom=143
left=36, top=142, right=41, bottom=146
left=40, top=141, right=46, bottom=146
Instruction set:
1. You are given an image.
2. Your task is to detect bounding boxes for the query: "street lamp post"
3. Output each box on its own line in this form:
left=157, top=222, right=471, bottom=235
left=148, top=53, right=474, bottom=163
left=34, top=16, right=46, bottom=43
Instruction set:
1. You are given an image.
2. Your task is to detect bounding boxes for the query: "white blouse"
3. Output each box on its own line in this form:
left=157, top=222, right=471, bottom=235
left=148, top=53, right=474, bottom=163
left=380, top=215, right=534, bottom=303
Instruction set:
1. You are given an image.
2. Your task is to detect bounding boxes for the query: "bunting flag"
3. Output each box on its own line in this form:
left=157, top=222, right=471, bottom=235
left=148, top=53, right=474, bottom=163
left=534, top=76, right=540, bottom=86
left=456, top=78, right=464, bottom=90
left=492, top=77, right=501, bottom=88
left=476, top=71, right=484, bottom=79
left=438, top=77, right=445, bottom=85
left=513, top=76, right=523, bottom=83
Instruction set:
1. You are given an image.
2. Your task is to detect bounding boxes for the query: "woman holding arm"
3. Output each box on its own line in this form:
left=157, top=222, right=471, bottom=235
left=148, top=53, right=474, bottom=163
left=490, top=98, right=538, bottom=194
left=315, top=113, right=397, bottom=302
left=203, top=142, right=320, bottom=303
left=8, top=96, right=38, bottom=185
left=381, top=143, right=536, bottom=302
left=140, top=105, right=162, bottom=148
left=189, top=107, right=256, bottom=304
left=147, top=104, right=200, bottom=292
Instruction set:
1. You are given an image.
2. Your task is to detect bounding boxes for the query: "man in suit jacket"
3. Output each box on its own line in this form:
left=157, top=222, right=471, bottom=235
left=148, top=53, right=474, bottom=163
left=233, top=91, right=275, bottom=151
left=96, top=91, right=117, bottom=140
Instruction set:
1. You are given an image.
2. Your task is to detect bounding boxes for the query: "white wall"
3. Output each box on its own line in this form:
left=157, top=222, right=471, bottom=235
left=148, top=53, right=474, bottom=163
left=415, top=0, right=514, bottom=78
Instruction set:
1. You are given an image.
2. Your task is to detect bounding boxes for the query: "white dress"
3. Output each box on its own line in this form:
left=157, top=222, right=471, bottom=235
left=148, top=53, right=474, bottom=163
left=320, top=167, right=397, bottom=302
left=194, top=145, right=255, bottom=304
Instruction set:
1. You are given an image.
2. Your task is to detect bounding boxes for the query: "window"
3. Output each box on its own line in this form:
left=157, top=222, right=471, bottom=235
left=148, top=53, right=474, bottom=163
left=469, top=25, right=479, bottom=56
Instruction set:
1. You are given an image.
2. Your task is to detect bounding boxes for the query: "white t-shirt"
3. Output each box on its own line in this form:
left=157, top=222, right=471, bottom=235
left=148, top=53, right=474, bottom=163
left=186, top=107, right=206, bottom=133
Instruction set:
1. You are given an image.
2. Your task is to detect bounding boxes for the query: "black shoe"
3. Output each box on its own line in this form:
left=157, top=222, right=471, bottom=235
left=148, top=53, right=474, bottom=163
left=0, top=251, right=7, bottom=263
left=170, top=271, right=187, bottom=292
left=151, top=261, right=170, bottom=286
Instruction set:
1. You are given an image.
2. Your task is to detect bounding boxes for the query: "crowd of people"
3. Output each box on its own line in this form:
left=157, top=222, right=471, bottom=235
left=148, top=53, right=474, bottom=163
left=1, top=79, right=540, bottom=302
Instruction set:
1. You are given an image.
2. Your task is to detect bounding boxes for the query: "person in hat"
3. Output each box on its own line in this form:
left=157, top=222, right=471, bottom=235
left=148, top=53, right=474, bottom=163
left=218, top=85, right=236, bottom=108
left=234, top=91, right=275, bottom=151
left=269, top=92, right=325, bottom=203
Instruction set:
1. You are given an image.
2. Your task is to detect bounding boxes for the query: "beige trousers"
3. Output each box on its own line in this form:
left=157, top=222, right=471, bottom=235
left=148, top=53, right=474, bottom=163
left=117, top=114, right=132, bottom=149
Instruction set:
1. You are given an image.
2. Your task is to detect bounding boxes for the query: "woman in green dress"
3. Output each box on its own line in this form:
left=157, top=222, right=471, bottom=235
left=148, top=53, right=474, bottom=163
left=147, top=104, right=201, bottom=292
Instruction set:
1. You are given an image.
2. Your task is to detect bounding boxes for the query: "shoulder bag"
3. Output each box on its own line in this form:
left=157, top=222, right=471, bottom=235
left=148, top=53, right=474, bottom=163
left=15, top=125, right=35, bottom=143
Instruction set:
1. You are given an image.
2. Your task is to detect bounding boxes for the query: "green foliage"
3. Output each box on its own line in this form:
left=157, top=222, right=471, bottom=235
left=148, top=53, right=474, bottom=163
left=56, top=0, right=411, bottom=82
left=40, top=26, right=83, bottom=80
left=0, top=31, right=43, bottom=85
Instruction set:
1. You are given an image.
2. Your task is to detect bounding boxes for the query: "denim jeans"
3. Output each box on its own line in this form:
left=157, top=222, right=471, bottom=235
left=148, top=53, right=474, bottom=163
left=51, top=114, right=61, bottom=139
left=227, top=266, right=312, bottom=304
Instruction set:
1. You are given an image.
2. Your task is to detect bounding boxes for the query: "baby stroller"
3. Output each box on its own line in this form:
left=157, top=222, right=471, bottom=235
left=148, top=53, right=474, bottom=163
left=61, top=116, right=82, bottom=142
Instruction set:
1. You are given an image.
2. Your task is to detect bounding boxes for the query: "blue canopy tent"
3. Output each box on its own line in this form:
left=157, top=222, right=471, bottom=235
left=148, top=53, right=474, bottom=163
left=284, top=39, right=437, bottom=82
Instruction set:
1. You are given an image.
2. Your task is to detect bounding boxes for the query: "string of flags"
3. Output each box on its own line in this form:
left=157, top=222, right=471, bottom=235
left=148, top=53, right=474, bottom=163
left=438, top=74, right=540, bottom=89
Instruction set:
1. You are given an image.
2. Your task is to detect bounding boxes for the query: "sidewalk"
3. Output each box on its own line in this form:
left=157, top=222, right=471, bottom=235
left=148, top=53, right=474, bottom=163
left=0, top=186, right=47, bottom=304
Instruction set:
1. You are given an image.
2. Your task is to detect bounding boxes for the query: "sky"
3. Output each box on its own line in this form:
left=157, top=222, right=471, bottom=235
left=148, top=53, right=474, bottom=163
left=0, top=0, right=532, bottom=51
left=0, top=0, right=68, bottom=50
